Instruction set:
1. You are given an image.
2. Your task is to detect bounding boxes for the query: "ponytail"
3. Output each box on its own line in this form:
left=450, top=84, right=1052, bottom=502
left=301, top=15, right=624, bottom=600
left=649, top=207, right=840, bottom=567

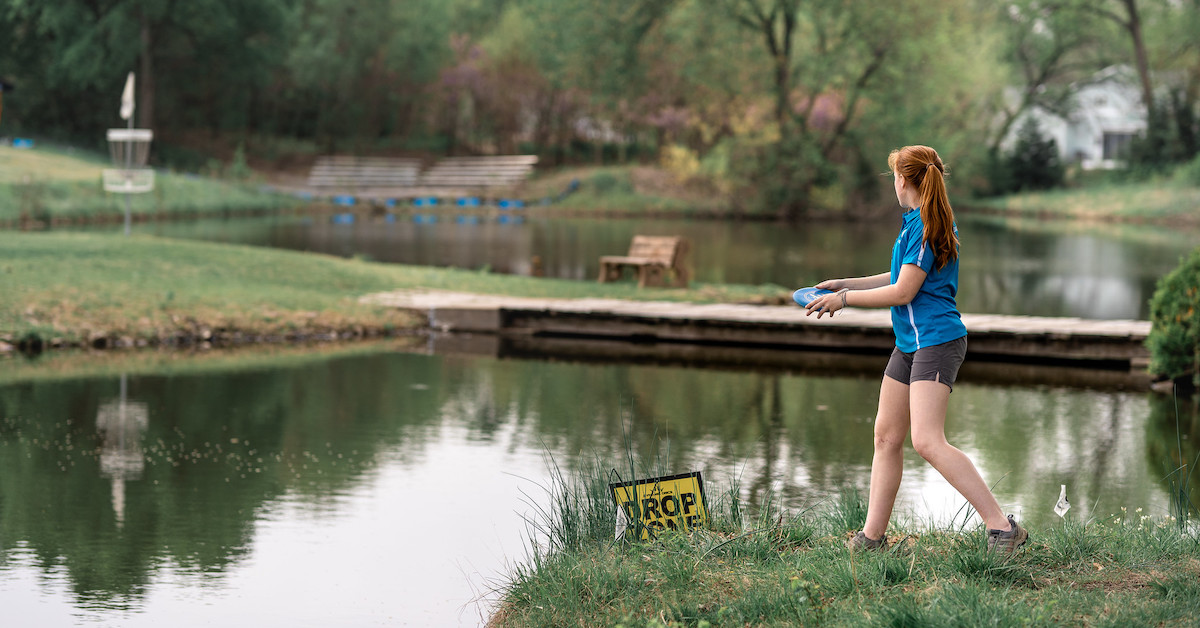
left=890, top=146, right=958, bottom=270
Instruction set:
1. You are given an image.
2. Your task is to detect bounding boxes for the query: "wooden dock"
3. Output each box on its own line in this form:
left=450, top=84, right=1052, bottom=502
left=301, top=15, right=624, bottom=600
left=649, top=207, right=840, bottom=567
left=363, top=290, right=1152, bottom=371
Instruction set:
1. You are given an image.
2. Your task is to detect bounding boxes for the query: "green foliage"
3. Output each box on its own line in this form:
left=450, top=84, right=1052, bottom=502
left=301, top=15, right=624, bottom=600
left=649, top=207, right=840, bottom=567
left=227, top=143, right=251, bottom=181
left=589, top=171, right=634, bottom=195
left=994, top=118, right=1066, bottom=194
left=1147, top=247, right=1200, bottom=386
left=0, top=0, right=1196, bottom=202
left=1173, top=152, right=1200, bottom=187
left=1129, top=89, right=1200, bottom=175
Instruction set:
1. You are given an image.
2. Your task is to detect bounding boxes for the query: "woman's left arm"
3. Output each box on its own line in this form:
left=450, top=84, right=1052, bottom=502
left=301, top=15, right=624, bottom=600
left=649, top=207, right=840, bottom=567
left=805, top=264, right=926, bottom=318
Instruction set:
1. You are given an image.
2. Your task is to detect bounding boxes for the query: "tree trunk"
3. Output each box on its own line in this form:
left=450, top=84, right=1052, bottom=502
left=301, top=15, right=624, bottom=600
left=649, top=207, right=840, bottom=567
left=773, top=51, right=789, bottom=130
left=1121, top=0, right=1155, bottom=114
left=138, top=15, right=155, bottom=132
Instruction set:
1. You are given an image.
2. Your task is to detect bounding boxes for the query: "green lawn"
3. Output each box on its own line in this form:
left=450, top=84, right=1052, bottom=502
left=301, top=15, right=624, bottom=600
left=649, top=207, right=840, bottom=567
left=0, top=232, right=789, bottom=348
left=968, top=180, right=1200, bottom=224
left=0, top=145, right=293, bottom=223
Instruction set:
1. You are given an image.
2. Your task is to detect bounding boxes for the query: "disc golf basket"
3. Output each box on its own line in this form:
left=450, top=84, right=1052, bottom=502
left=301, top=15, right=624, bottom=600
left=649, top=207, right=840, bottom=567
left=103, top=129, right=155, bottom=194
left=104, top=128, right=154, bottom=235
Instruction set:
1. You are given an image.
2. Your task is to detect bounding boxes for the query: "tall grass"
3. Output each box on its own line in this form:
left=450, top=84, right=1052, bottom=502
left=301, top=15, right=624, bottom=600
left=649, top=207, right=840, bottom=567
left=1165, top=392, right=1200, bottom=531
left=491, top=448, right=1200, bottom=627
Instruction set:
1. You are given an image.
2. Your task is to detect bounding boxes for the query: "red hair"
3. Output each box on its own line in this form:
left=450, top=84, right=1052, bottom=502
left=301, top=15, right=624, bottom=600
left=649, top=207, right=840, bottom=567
left=888, top=145, right=958, bottom=270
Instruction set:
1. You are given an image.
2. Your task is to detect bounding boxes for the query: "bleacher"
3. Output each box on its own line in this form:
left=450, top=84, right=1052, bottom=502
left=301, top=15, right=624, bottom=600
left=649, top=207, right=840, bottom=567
left=305, top=156, right=422, bottom=190
left=305, top=154, right=538, bottom=195
left=417, top=155, right=538, bottom=189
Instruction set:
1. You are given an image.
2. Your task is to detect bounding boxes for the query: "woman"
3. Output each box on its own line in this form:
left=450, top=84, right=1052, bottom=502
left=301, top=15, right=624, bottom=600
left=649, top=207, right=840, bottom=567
left=804, top=145, right=1027, bottom=552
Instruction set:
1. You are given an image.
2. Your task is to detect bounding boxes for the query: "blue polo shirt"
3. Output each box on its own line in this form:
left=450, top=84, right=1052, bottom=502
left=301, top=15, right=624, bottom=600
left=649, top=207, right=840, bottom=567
left=890, top=208, right=967, bottom=352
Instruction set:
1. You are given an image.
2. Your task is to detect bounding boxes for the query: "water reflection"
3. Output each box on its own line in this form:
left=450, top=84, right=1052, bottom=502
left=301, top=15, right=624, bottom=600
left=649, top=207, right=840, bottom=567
left=105, top=212, right=1199, bottom=320
left=0, top=346, right=1195, bottom=626
left=96, top=375, right=148, bottom=529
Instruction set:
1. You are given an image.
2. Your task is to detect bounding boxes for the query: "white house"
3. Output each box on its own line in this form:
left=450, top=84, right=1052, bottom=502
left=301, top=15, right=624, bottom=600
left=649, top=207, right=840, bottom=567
left=1005, top=66, right=1147, bottom=170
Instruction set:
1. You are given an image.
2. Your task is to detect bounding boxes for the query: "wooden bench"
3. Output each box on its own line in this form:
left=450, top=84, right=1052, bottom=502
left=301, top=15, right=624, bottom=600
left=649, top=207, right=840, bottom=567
left=598, top=236, right=691, bottom=288
left=306, top=156, right=421, bottom=189
left=417, top=155, right=538, bottom=189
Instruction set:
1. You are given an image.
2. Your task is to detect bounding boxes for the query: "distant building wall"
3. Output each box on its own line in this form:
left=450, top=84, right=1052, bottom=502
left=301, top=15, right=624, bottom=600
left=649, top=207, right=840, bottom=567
left=1004, top=66, right=1146, bottom=170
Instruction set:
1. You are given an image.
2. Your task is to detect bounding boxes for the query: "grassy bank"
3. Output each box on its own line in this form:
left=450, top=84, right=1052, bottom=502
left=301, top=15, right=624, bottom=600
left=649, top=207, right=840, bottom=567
left=967, top=179, right=1200, bottom=225
left=517, top=166, right=733, bottom=216
left=490, top=465, right=1200, bottom=627
left=0, top=232, right=788, bottom=350
left=0, top=145, right=293, bottom=225
left=0, top=337, right=427, bottom=385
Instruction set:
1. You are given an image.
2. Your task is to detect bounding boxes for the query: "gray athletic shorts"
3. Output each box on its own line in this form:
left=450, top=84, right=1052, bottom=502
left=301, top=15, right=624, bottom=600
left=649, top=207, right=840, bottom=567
left=883, top=336, right=968, bottom=391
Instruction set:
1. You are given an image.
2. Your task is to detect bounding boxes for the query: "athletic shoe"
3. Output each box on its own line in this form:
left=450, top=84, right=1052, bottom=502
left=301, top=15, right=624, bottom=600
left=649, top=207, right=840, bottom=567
left=846, top=530, right=888, bottom=551
left=987, top=515, right=1028, bottom=553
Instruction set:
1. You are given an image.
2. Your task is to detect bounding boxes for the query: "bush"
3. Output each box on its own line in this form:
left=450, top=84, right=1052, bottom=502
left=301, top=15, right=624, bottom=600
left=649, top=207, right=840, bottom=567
left=1174, top=153, right=1200, bottom=187
left=1003, top=117, right=1065, bottom=192
left=588, top=170, right=632, bottom=195
left=1130, top=93, right=1199, bottom=174
left=1147, top=247, right=1200, bottom=387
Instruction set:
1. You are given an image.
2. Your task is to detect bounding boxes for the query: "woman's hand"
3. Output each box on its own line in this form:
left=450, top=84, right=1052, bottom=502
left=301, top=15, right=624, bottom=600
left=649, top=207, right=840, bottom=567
left=815, top=279, right=846, bottom=291
left=804, top=288, right=849, bottom=319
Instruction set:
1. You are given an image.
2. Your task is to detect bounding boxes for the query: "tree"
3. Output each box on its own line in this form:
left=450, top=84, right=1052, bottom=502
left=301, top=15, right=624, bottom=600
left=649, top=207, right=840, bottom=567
left=1004, top=117, right=1065, bottom=192
left=0, top=0, right=290, bottom=148
left=986, top=0, right=1120, bottom=154
left=281, top=0, right=457, bottom=150
left=712, top=0, right=1000, bottom=215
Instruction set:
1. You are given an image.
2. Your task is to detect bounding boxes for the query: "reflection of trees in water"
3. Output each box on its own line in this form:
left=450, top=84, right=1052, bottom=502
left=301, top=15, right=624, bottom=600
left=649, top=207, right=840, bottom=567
left=0, top=348, right=1180, bottom=606
left=956, top=218, right=1190, bottom=319
left=1146, top=393, right=1200, bottom=514
left=0, top=352, right=453, bottom=603
left=947, top=386, right=1160, bottom=526
left=458, top=358, right=884, bottom=514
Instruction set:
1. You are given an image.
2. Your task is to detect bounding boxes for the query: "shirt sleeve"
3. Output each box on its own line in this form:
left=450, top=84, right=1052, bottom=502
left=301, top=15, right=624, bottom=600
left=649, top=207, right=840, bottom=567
left=901, top=225, right=934, bottom=274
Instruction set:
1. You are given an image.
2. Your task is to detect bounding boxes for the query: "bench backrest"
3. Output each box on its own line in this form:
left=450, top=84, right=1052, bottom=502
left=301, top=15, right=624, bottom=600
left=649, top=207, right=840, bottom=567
left=307, top=156, right=421, bottom=188
left=306, top=154, right=538, bottom=190
left=418, top=155, right=538, bottom=188
left=627, top=236, right=686, bottom=265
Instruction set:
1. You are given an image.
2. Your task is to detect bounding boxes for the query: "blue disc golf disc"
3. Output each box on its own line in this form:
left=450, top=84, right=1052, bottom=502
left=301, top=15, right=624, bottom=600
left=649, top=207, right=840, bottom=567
left=792, top=287, right=833, bottom=306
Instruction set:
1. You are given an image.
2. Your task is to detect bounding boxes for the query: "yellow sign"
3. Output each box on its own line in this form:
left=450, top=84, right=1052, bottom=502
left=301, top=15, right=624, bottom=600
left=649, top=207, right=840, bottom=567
left=610, top=471, right=708, bottom=540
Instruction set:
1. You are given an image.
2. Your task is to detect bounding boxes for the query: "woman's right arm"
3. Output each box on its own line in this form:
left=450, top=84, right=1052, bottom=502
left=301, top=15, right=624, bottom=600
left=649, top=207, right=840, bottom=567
left=816, top=272, right=890, bottom=291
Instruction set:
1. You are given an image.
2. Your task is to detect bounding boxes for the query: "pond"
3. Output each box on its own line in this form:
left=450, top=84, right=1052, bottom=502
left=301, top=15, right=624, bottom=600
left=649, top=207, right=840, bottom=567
left=108, top=210, right=1200, bottom=320
left=1, top=343, right=1196, bottom=626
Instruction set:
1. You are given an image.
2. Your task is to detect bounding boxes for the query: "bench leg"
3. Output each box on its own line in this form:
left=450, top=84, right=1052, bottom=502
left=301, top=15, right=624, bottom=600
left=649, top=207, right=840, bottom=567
left=638, top=265, right=664, bottom=288
left=672, top=267, right=690, bottom=288
left=598, top=263, right=621, bottom=283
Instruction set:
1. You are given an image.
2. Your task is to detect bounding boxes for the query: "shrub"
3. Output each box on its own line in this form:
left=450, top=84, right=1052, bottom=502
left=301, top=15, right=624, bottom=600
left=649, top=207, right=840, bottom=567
left=1174, top=153, right=1200, bottom=187
left=1147, top=247, right=1200, bottom=387
left=588, top=170, right=632, bottom=195
left=1003, top=117, right=1065, bottom=192
left=660, top=144, right=701, bottom=181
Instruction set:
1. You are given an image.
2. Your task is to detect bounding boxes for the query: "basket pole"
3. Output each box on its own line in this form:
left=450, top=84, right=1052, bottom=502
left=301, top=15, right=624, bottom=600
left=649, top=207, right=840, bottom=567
left=124, top=115, right=133, bottom=236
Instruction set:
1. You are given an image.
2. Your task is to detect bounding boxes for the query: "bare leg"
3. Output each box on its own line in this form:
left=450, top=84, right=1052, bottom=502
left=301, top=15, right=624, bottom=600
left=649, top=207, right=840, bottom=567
left=862, top=376, right=911, bottom=540
left=908, top=380, right=1009, bottom=531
